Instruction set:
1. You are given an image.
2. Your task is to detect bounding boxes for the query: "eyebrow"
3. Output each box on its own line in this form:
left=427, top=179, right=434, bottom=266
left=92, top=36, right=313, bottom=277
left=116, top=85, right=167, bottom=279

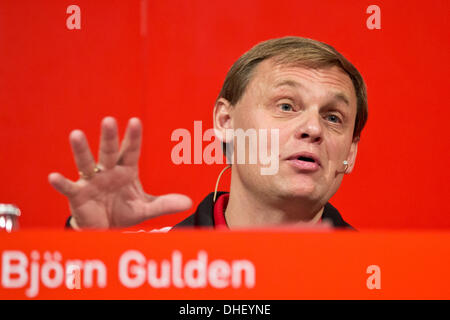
left=274, top=80, right=350, bottom=107
left=332, top=92, right=350, bottom=107
left=274, top=80, right=302, bottom=89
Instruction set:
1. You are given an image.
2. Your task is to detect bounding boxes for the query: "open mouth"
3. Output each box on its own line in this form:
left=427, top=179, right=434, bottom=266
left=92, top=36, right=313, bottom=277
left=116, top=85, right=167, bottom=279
left=286, top=152, right=321, bottom=171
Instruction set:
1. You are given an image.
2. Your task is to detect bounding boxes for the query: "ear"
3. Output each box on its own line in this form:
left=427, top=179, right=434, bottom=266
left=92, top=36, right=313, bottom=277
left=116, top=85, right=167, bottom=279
left=213, top=98, right=234, bottom=144
left=345, top=138, right=359, bottom=174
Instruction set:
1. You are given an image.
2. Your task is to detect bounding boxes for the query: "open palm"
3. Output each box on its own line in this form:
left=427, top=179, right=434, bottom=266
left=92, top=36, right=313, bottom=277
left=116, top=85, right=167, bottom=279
left=48, top=117, right=192, bottom=229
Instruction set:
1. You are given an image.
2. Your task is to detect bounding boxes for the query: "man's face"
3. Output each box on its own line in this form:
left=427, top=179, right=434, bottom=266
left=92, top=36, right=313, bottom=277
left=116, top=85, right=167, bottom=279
left=224, top=59, right=358, bottom=207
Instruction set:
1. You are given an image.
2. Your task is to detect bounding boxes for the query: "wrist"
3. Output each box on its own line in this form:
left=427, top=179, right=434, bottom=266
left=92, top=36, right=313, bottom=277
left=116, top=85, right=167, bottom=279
left=65, top=216, right=82, bottom=231
left=70, top=216, right=81, bottom=230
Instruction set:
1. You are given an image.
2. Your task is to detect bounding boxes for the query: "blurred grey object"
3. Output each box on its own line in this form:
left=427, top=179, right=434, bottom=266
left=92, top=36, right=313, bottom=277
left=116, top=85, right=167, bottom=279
left=0, top=204, right=21, bottom=232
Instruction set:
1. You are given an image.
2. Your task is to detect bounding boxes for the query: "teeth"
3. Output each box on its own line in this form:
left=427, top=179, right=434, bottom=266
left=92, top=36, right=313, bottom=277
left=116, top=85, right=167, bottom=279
left=298, top=156, right=315, bottom=163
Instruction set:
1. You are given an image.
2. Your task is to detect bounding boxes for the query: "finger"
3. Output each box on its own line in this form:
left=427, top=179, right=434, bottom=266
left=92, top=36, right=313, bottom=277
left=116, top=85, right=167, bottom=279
left=98, top=117, right=119, bottom=169
left=48, top=172, right=78, bottom=197
left=69, top=130, right=96, bottom=178
left=145, top=194, right=193, bottom=218
left=117, top=117, right=142, bottom=166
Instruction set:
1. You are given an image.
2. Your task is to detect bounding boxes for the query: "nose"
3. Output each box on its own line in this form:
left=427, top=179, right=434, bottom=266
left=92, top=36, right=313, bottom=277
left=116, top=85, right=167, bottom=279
left=295, top=110, right=323, bottom=144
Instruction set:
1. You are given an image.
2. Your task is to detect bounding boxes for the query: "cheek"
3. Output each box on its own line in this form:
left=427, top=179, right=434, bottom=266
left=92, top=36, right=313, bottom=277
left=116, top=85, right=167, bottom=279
left=324, top=139, right=351, bottom=171
left=277, top=128, right=291, bottom=143
left=233, top=105, right=269, bottom=130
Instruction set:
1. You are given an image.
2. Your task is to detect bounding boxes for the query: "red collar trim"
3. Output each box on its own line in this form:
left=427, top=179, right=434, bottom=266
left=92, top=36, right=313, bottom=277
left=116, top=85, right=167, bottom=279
left=213, top=193, right=229, bottom=229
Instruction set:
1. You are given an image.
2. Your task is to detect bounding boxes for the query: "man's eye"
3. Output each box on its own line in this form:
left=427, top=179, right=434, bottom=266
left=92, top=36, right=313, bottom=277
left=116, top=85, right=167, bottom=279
left=326, top=114, right=342, bottom=123
left=279, top=103, right=294, bottom=112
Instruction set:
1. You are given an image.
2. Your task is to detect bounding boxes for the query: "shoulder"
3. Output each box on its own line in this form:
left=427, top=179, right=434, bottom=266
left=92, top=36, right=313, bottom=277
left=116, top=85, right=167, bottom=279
left=322, top=202, right=355, bottom=230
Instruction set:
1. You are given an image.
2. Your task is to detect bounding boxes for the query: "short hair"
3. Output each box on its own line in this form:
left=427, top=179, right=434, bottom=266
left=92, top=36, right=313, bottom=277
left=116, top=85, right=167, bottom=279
left=218, top=36, right=368, bottom=142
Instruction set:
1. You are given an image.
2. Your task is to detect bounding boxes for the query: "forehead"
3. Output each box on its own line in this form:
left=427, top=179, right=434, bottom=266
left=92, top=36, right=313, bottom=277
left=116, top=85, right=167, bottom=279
left=247, top=58, right=357, bottom=105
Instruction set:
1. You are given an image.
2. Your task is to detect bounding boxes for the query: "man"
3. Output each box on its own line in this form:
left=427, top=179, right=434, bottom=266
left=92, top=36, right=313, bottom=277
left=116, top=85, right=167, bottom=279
left=48, top=36, right=367, bottom=230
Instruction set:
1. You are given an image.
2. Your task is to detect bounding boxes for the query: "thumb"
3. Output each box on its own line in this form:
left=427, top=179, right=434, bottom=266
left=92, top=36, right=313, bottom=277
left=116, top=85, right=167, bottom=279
left=145, top=193, right=193, bottom=218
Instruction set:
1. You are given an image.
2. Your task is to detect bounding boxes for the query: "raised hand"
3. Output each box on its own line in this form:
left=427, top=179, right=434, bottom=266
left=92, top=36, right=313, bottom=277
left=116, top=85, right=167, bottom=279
left=48, top=117, right=192, bottom=229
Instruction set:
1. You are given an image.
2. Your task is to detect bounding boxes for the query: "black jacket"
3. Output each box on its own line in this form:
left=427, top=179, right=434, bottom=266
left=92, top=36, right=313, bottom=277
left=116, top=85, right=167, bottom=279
left=173, top=192, right=354, bottom=230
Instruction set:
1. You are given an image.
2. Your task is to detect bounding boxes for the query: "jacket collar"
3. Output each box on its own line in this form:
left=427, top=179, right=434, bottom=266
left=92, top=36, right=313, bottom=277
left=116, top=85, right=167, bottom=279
left=173, top=192, right=354, bottom=230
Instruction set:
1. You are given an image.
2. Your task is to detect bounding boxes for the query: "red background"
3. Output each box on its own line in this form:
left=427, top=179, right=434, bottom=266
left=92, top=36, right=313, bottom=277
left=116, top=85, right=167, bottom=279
left=0, top=0, right=449, bottom=230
